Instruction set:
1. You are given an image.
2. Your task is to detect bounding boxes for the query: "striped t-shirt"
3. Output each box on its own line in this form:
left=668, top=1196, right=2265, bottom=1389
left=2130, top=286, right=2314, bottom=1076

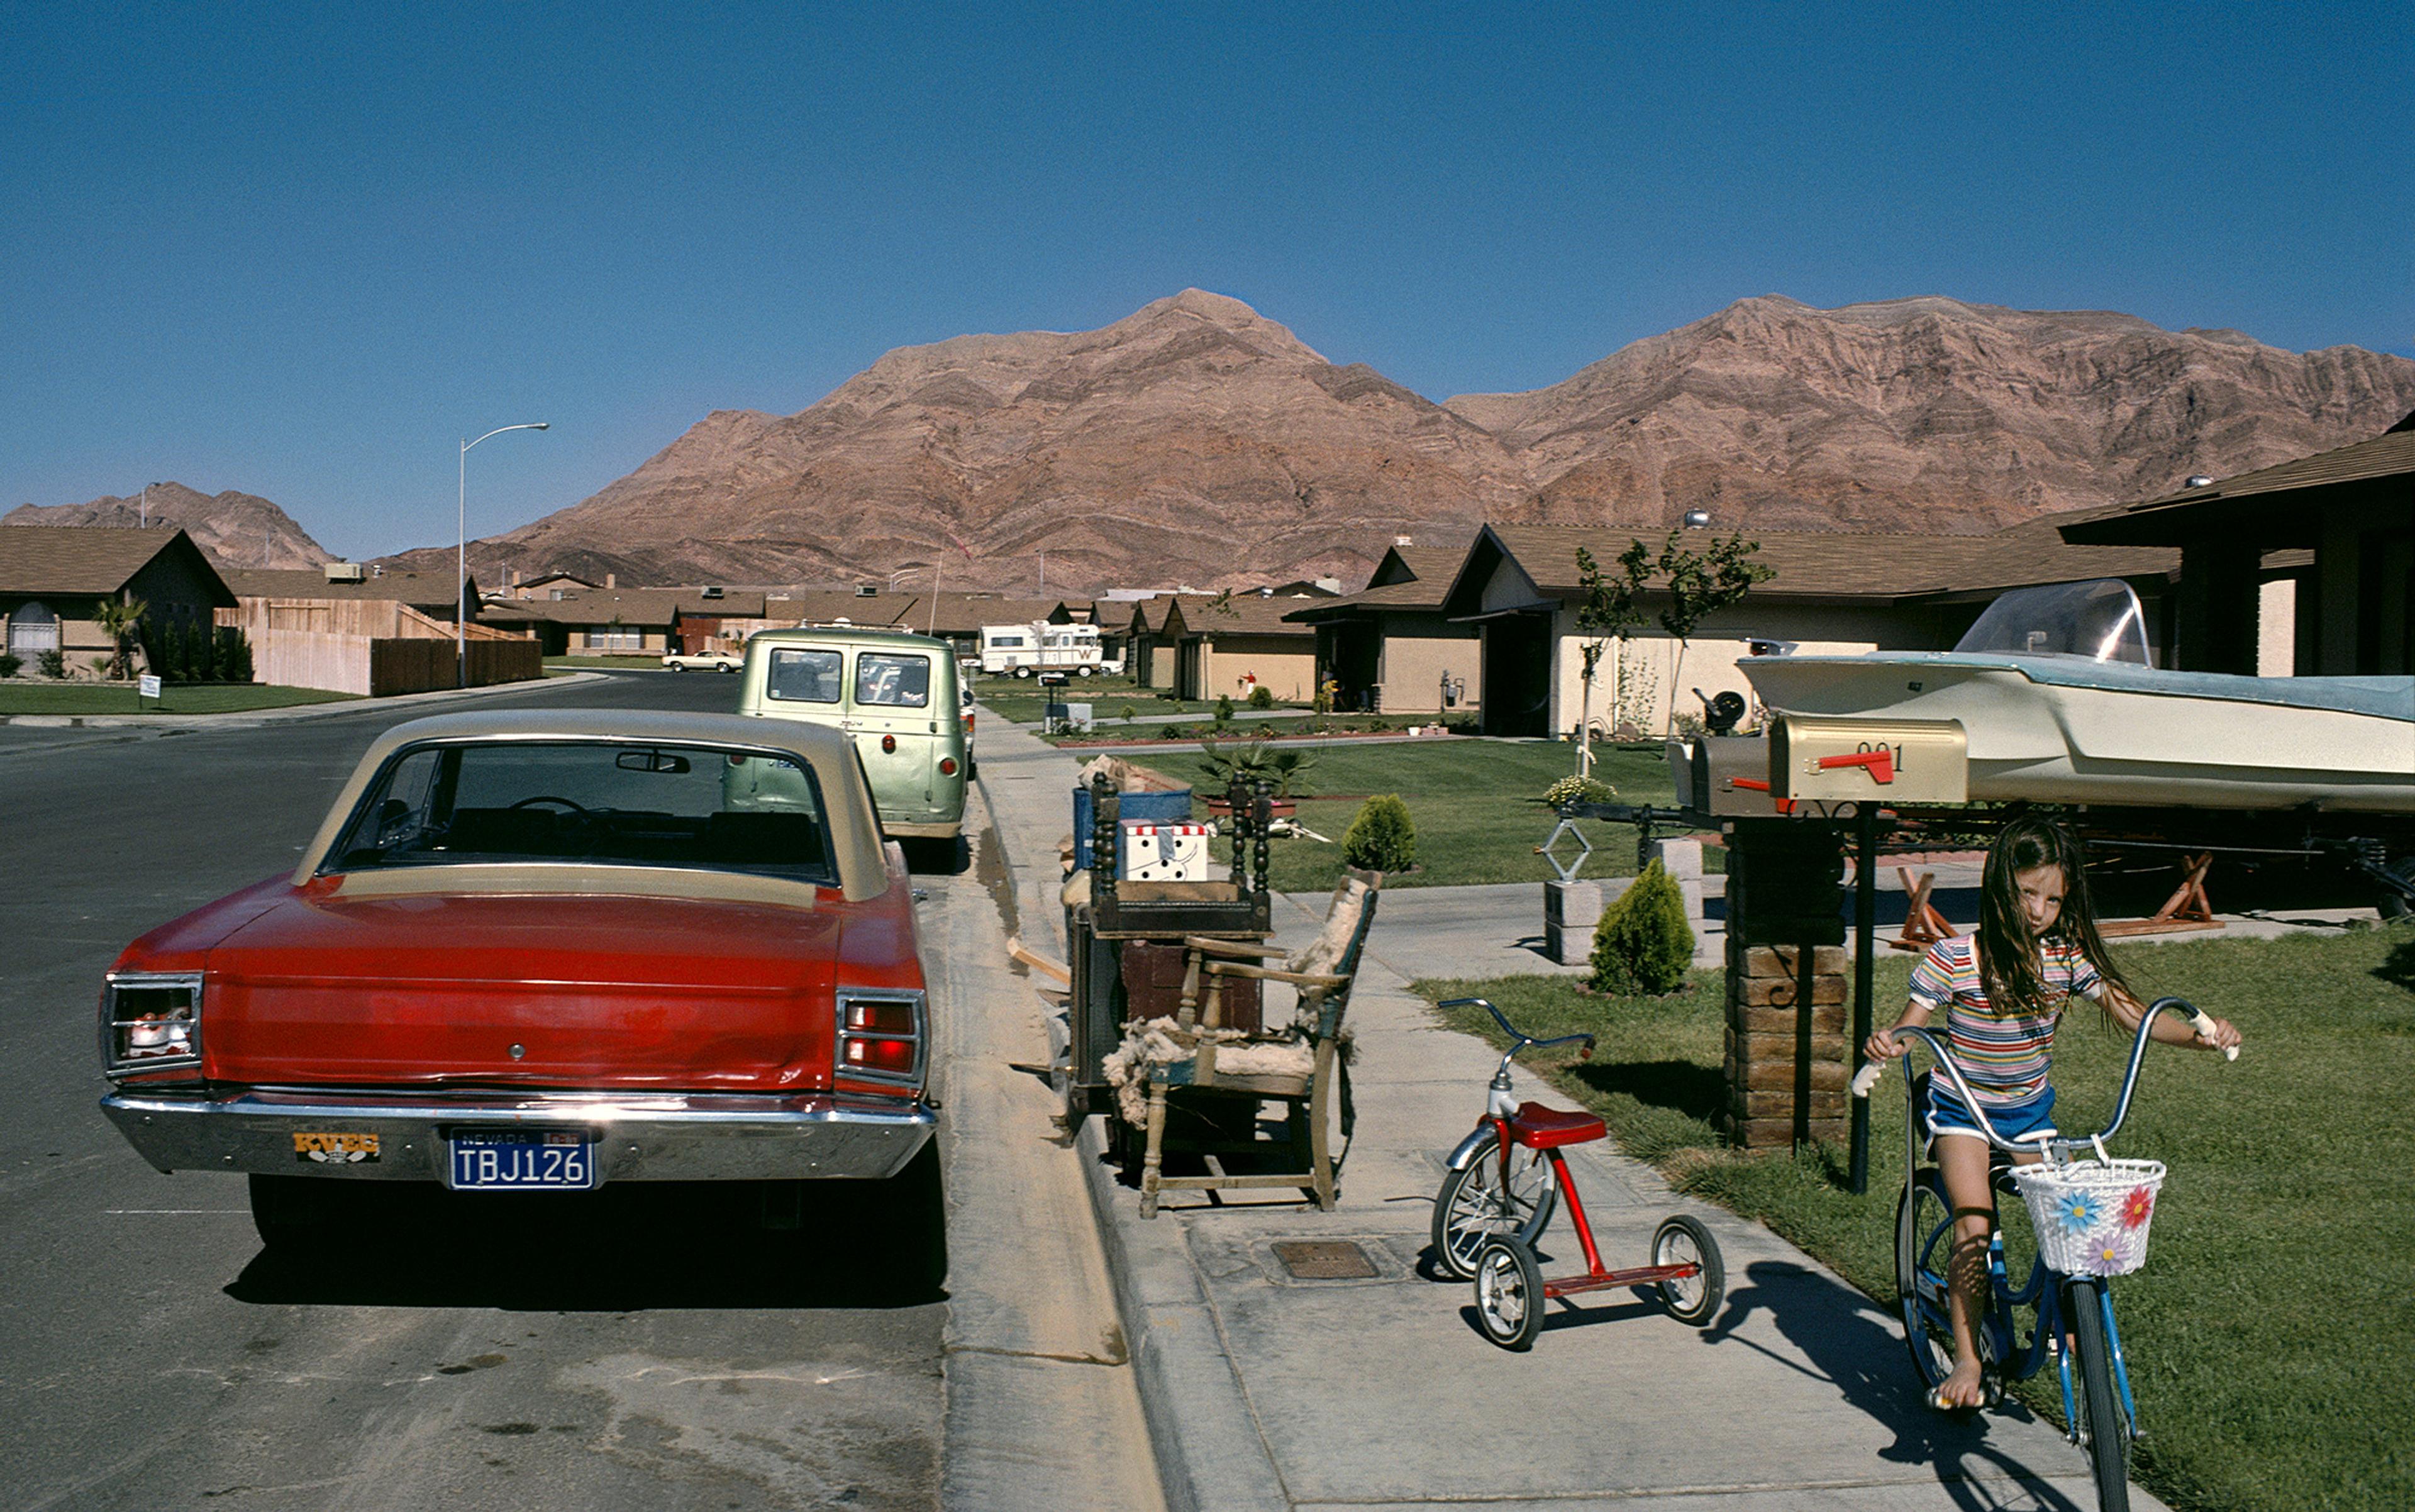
left=1906, top=933, right=2103, bottom=1104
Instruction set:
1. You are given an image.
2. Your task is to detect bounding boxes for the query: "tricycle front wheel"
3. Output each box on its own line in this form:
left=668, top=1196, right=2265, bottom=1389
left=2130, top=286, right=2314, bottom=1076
left=1651, top=1214, right=1726, bottom=1325
left=1430, top=1144, right=1557, bottom=1281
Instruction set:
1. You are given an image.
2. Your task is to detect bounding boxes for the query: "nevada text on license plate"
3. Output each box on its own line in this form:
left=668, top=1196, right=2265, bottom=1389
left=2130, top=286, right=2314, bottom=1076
left=448, top=1129, right=597, bottom=1190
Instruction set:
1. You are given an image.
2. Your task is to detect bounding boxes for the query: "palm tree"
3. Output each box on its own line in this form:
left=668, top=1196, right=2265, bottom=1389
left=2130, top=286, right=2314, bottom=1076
left=91, top=594, right=147, bottom=681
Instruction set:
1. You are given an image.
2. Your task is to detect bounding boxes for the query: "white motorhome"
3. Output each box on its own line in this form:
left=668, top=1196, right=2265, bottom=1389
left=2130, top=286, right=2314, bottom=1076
left=979, top=621, right=1119, bottom=677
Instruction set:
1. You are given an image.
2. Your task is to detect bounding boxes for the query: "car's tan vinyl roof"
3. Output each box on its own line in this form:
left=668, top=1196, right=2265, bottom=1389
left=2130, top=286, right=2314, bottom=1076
left=294, top=708, right=892, bottom=903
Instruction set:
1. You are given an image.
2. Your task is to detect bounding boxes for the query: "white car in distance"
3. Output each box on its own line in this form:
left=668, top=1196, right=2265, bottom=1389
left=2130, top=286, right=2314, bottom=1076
left=662, top=650, right=740, bottom=673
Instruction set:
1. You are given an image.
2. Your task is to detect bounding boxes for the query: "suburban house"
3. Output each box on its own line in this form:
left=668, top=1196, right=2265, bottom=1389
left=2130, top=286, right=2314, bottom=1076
left=482, top=587, right=765, bottom=657
left=1283, top=543, right=1483, bottom=715
left=216, top=564, right=540, bottom=694
left=0, top=526, right=234, bottom=677
left=1421, top=518, right=2185, bottom=737
left=1158, top=591, right=1323, bottom=702
left=503, top=570, right=602, bottom=598
left=2057, top=415, right=2414, bottom=675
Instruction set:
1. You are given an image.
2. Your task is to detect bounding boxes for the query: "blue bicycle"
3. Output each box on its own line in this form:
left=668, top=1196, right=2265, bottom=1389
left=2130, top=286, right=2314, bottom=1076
left=1857, top=996, right=2234, bottom=1512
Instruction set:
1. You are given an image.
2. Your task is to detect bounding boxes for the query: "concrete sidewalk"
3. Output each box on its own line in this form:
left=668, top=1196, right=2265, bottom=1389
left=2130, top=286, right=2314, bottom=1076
left=974, top=719, right=2167, bottom=1512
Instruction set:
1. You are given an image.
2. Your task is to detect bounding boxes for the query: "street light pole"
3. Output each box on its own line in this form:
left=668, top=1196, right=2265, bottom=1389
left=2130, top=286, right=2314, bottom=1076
left=459, top=423, right=549, bottom=687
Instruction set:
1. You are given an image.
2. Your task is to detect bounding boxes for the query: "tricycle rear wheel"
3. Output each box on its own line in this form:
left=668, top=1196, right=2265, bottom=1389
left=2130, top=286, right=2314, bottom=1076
left=1472, top=1237, right=1546, bottom=1351
left=1650, top=1214, right=1725, bottom=1325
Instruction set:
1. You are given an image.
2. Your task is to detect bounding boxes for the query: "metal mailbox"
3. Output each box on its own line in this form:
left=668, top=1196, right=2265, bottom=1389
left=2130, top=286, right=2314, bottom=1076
left=1772, top=715, right=1968, bottom=803
left=1690, top=736, right=1788, bottom=818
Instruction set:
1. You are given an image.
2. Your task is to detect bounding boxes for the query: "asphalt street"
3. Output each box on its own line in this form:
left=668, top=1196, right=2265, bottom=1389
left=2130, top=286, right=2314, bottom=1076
left=0, top=672, right=956, bottom=1511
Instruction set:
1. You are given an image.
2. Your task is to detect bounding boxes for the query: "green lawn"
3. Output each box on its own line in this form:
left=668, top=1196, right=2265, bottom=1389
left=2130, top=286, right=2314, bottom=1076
left=1134, top=738, right=1693, bottom=891
left=1421, top=926, right=2415, bottom=1512
left=0, top=683, right=358, bottom=714
left=970, top=674, right=1309, bottom=726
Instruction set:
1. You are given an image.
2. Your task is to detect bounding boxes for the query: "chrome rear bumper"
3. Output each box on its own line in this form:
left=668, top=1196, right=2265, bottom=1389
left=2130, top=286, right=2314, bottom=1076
left=100, top=1085, right=935, bottom=1183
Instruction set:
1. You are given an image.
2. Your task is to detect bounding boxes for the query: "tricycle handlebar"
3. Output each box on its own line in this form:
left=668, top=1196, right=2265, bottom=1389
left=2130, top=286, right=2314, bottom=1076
left=1438, top=997, right=1596, bottom=1084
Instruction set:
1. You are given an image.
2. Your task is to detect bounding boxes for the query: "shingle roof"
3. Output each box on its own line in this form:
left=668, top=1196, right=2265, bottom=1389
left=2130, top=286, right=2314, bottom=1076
left=222, top=567, right=474, bottom=608
left=2056, top=425, right=2415, bottom=547
left=0, top=525, right=230, bottom=599
left=1479, top=518, right=2177, bottom=604
left=480, top=586, right=767, bottom=625
left=1175, top=592, right=1321, bottom=638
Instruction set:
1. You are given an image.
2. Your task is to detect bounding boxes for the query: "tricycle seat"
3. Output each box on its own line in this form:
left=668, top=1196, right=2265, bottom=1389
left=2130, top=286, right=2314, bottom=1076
left=1507, top=1102, right=1606, bottom=1150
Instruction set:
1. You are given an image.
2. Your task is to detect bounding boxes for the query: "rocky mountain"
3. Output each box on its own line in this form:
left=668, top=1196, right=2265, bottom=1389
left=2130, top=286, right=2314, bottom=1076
left=1448, top=296, right=2415, bottom=535
left=389, top=291, right=2415, bottom=592
left=4, top=482, right=336, bottom=570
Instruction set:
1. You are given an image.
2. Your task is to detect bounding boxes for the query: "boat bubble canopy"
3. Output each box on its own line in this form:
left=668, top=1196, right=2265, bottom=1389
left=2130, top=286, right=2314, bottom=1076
left=1953, top=579, right=2152, bottom=667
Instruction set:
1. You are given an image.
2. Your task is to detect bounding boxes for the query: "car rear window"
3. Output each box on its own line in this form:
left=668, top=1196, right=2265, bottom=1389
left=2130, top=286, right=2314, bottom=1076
left=328, top=740, right=837, bottom=884
left=766, top=647, right=843, bottom=703
left=855, top=652, right=930, bottom=708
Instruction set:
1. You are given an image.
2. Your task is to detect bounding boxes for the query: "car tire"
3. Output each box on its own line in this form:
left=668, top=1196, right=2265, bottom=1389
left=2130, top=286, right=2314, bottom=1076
left=669, top=662, right=686, bottom=672
left=717, top=662, right=735, bottom=673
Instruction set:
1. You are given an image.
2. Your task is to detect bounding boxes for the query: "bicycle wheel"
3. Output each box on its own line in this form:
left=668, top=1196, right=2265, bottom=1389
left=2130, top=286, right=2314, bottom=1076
left=1896, top=1167, right=1959, bottom=1391
left=1650, top=1214, right=1726, bottom=1326
left=1430, top=1143, right=1557, bottom=1281
left=1472, top=1237, right=1546, bottom=1351
left=2064, top=1277, right=2131, bottom=1512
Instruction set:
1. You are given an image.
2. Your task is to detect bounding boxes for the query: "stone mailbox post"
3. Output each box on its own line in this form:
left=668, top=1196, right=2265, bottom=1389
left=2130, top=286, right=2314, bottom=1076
left=1722, top=819, right=1848, bottom=1149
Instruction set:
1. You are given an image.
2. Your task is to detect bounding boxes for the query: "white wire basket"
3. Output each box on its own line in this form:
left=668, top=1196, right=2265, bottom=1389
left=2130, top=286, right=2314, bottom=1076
left=2009, top=1155, right=2168, bottom=1277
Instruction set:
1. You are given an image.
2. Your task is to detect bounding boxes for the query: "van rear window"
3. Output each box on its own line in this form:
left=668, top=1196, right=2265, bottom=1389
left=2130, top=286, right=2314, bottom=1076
left=856, top=652, right=931, bottom=708
left=767, top=648, right=843, bottom=703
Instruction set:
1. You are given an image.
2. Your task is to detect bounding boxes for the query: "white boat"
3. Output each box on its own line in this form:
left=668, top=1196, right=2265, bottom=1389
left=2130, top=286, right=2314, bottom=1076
left=1742, top=580, right=2415, bottom=814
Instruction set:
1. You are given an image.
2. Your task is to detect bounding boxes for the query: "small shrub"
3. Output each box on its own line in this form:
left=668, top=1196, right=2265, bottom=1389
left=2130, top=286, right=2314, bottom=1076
left=214, top=626, right=253, bottom=683
left=1118, top=703, right=1136, bottom=723
left=1589, top=860, right=1694, bottom=995
left=37, top=648, right=66, bottom=679
left=0, top=652, right=18, bottom=679
left=1246, top=684, right=1275, bottom=710
left=1543, top=774, right=1618, bottom=808
left=1213, top=694, right=1235, bottom=726
left=1342, top=794, right=1416, bottom=874
left=1163, top=723, right=1191, bottom=740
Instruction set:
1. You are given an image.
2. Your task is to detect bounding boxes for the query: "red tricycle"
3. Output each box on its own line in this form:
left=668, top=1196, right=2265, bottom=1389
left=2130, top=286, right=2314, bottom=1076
left=1433, top=998, right=1725, bottom=1351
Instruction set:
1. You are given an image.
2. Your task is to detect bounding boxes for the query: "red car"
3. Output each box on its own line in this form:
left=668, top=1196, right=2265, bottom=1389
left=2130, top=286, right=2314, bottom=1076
left=97, top=708, right=936, bottom=1245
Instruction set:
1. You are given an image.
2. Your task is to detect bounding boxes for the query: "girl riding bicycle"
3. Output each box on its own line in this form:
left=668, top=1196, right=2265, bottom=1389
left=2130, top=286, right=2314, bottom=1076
left=1862, top=814, right=2242, bottom=1411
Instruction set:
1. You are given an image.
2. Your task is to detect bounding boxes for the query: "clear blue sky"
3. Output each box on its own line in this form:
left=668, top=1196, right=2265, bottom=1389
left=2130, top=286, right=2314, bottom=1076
left=6, top=1, right=2407, bottom=560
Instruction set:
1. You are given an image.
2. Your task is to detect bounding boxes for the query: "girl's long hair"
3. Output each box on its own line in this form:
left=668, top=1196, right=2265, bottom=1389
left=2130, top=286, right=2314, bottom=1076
left=1977, top=814, right=2130, bottom=1018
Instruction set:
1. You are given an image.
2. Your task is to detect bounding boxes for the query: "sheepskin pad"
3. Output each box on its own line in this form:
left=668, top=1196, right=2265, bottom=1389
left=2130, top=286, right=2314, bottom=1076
left=1102, top=1016, right=1351, bottom=1126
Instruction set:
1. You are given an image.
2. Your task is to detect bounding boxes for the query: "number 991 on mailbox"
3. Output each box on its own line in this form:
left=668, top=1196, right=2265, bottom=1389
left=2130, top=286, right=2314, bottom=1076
left=1770, top=715, right=1968, bottom=804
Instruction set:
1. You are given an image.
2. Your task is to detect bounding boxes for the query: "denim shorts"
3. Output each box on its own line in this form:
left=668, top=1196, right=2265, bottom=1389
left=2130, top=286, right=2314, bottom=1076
left=1926, top=1079, right=2057, bottom=1148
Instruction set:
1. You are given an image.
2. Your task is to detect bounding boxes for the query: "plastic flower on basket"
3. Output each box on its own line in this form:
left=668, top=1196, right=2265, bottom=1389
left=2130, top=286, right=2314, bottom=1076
left=2053, top=1187, right=2101, bottom=1233
left=2087, top=1228, right=2143, bottom=1276
left=2120, top=1185, right=2155, bottom=1229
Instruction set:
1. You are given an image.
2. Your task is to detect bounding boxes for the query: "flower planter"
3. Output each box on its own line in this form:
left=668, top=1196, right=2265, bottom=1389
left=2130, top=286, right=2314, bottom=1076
left=1204, top=796, right=1297, bottom=821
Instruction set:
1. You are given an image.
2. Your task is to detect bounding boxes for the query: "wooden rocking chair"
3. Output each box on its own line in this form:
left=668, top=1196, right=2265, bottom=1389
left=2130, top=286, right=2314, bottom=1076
left=1136, top=870, right=1382, bottom=1218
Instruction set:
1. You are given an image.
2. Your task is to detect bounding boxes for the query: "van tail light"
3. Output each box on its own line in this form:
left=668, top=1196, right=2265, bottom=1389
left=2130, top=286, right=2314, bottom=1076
left=938, top=757, right=958, bottom=777
left=881, top=733, right=897, bottom=753
left=101, top=972, right=204, bottom=1076
left=836, top=989, right=925, bottom=1087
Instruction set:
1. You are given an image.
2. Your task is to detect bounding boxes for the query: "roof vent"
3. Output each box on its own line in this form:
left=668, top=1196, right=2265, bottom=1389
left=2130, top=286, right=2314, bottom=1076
left=2185, top=475, right=2215, bottom=488
left=370, top=564, right=384, bottom=578
left=855, top=584, right=879, bottom=598
left=324, top=562, right=366, bottom=583
left=1682, top=510, right=1712, bottom=529
left=701, top=585, right=724, bottom=599
left=1394, top=535, right=1413, bottom=547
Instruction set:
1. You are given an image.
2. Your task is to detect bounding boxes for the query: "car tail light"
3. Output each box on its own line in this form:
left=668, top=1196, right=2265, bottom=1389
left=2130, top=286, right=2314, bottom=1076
left=836, top=989, right=925, bottom=1087
left=101, top=972, right=204, bottom=1076
left=938, top=757, right=958, bottom=777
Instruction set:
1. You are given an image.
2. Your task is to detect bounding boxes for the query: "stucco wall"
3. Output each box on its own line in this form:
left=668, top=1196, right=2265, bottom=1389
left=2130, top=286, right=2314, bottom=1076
left=1548, top=602, right=1941, bottom=736
left=1378, top=629, right=1482, bottom=714
left=1194, top=636, right=1316, bottom=701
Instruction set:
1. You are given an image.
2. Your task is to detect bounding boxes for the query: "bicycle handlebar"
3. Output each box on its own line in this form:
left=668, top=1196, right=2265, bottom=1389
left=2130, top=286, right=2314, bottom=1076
left=1848, top=996, right=2231, bottom=1158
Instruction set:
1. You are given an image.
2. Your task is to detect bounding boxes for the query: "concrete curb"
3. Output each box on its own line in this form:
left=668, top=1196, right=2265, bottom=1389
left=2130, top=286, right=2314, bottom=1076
left=977, top=745, right=1284, bottom=1512
left=0, top=671, right=611, bottom=730
left=1072, top=1116, right=1291, bottom=1512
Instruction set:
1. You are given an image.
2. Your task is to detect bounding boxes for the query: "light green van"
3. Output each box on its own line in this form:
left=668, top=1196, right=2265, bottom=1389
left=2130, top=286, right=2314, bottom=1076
left=738, top=628, right=968, bottom=841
